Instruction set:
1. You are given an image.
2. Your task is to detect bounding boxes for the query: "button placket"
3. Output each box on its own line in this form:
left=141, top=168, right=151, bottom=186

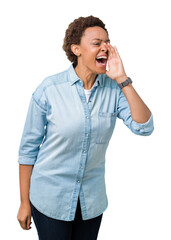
left=73, top=81, right=98, bottom=217
left=74, top=82, right=92, bottom=189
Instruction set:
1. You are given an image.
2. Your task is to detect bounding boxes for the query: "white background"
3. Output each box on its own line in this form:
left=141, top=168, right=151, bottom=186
left=0, top=0, right=170, bottom=239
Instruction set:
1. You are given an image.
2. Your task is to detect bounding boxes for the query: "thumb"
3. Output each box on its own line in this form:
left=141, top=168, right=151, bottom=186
left=105, top=61, right=110, bottom=77
left=105, top=70, right=110, bottom=77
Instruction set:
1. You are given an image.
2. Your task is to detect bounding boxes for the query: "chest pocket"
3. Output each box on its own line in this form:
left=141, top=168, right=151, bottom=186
left=96, top=111, right=117, bottom=144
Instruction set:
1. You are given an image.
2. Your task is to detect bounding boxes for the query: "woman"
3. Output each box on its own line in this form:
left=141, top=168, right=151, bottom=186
left=17, top=15, right=154, bottom=240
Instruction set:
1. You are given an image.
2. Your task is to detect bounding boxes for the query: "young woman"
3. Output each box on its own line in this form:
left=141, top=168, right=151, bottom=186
left=17, top=15, right=154, bottom=240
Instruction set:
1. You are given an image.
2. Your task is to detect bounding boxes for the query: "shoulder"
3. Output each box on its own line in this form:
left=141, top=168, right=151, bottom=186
left=32, top=67, right=69, bottom=110
left=33, top=68, right=69, bottom=98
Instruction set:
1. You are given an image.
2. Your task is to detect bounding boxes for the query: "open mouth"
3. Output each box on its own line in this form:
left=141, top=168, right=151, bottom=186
left=96, top=56, right=108, bottom=67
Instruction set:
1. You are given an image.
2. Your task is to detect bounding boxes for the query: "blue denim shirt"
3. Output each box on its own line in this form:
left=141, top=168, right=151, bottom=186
left=18, top=63, right=154, bottom=221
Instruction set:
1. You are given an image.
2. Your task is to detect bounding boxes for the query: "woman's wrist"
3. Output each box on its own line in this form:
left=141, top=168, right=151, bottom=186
left=115, top=75, right=128, bottom=84
left=20, top=199, right=31, bottom=206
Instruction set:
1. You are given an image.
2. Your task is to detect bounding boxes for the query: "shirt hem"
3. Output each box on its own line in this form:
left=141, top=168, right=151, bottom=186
left=29, top=195, right=108, bottom=221
left=82, top=198, right=108, bottom=220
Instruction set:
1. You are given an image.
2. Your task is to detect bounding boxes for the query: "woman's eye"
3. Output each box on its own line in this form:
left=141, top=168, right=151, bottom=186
left=93, top=43, right=100, bottom=46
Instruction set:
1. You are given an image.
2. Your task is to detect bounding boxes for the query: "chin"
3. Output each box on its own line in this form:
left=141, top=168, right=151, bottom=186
left=88, top=64, right=106, bottom=75
left=96, top=68, right=106, bottom=74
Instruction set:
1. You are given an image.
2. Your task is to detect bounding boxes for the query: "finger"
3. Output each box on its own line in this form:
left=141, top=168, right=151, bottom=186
left=107, top=43, right=116, bottom=57
left=113, top=46, right=121, bottom=58
left=20, top=219, right=27, bottom=230
left=105, top=42, right=112, bottom=53
left=106, top=44, right=113, bottom=60
left=105, top=69, right=110, bottom=76
left=26, top=216, right=32, bottom=229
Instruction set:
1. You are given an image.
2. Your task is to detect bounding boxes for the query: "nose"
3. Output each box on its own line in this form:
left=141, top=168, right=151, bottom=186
left=101, top=42, right=108, bottom=53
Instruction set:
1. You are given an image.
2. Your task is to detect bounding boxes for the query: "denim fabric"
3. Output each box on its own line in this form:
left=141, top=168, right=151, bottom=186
left=18, top=63, right=154, bottom=221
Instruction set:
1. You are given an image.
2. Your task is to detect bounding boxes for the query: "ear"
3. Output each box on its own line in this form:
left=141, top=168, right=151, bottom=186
left=71, top=44, right=81, bottom=57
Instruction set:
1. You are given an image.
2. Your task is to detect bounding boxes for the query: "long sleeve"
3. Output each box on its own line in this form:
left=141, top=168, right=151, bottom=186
left=18, top=64, right=154, bottom=221
left=18, top=93, right=47, bottom=165
left=117, top=87, right=154, bottom=136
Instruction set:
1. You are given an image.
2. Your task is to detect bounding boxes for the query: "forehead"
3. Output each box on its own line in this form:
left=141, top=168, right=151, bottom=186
left=82, top=26, right=108, bottom=41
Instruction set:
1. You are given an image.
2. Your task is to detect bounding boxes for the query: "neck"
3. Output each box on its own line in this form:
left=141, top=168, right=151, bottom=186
left=74, top=64, right=97, bottom=90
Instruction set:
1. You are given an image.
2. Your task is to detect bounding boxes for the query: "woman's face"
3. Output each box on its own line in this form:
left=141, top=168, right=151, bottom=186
left=74, top=26, right=110, bottom=74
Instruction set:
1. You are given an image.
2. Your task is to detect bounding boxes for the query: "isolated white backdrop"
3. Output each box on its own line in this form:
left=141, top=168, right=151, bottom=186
left=0, top=0, right=170, bottom=239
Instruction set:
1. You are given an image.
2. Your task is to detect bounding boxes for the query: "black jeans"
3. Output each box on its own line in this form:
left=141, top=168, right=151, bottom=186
left=30, top=197, right=103, bottom=240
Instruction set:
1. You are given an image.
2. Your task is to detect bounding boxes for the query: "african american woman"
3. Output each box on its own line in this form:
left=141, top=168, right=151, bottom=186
left=17, top=15, right=154, bottom=240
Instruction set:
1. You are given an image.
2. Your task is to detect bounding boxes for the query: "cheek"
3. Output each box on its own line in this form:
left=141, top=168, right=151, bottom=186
left=82, top=47, right=98, bottom=61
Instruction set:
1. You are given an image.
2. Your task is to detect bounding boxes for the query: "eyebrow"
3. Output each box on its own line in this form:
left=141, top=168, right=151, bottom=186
left=92, top=38, right=110, bottom=42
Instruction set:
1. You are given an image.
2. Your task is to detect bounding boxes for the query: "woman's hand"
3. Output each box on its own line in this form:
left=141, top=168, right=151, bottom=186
left=105, top=43, right=128, bottom=83
left=17, top=202, right=32, bottom=230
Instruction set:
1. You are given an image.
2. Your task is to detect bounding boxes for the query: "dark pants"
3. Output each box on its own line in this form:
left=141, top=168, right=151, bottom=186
left=30, top=198, right=103, bottom=240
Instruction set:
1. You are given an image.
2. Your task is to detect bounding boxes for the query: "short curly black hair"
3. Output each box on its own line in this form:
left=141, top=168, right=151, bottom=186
left=62, top=15, right=108, bottom=67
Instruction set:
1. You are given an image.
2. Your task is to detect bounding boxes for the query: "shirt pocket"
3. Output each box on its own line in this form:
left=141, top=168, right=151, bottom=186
left=96, top=111, right=117, bottom=144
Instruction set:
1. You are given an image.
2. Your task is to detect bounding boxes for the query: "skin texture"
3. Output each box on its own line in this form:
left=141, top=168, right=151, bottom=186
left=17, top=165, right=33, bottom=230
left=17, top=25, right=151, bottom=231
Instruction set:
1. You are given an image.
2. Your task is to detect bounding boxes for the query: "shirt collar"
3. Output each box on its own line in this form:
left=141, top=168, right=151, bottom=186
left=68, top=63, right=104, bottom=88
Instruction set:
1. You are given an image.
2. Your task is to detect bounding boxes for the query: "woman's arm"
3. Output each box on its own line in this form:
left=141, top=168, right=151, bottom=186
left=17, top=91, right=47, bottom=229
left=17, top=85, right=47, bottom=229
left=17, top=164, right=33, bottom=230
left=105, top=43, right=152, bottom=123
left=19, top=164, right=34, bottom=204
left=117, top=78, right=151, bottom=123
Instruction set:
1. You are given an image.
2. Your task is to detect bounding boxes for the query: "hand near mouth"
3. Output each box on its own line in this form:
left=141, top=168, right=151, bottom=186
left=105, top=43, right=128, bottom=83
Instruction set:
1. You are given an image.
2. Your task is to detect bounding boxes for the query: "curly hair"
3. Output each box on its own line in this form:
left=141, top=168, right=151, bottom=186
left=62, top=15, right=108, bottom=67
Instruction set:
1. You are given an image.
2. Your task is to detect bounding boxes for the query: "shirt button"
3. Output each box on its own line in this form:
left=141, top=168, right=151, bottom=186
left=86, top=134, right=88, bottom=136
left=84, top=150, right=86, bottom=152
left=77, top=180, right=80, bottom=183
left=86, top=116, right=89, bottom=118
left=80, top=166, right=83, bottom=169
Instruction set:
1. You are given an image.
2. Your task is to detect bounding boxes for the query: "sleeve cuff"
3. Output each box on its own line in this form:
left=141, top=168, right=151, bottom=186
left=131, top=112, right=154, bottom=135
left=18, top=156, right=36, bottom=165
